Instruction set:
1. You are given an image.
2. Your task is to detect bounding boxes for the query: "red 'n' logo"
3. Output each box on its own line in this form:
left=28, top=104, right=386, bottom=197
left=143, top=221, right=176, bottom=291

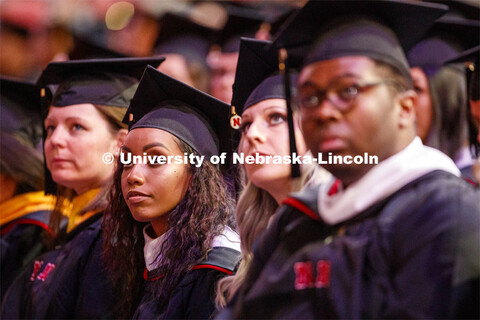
left=294, top=260, right=331, bottom=290
left=294, top=261, right=314, bottom=289
left=316, top=260, right=331, bottom=288
left=36, top=263, right=56, bottom=282
left=30, top=260, right=43, bottom=281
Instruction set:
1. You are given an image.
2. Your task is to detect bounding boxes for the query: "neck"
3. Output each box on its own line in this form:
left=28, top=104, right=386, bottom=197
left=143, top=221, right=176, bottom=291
left=151, top=215, right=170, bottom=238
left=340, top=137, right=416, bottom=188
left=263, top=179, right=292, bottom=205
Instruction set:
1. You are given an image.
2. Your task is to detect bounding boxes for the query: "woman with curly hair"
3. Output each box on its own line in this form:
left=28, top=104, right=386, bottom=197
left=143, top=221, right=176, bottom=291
left=102, top=66, right=241, bottom=319
left=216, top=39, right=330, bottom=308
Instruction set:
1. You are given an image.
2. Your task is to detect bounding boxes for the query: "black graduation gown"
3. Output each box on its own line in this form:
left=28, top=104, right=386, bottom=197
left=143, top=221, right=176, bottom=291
left=460, top=164, right=479, bottom=187
left=135, top=246, right=241, bottom=320
left=1, top=213, right=115, bottom=319
left=1, top=210, right=51, bottom=297
left=219, top=170, right=480, bottom=319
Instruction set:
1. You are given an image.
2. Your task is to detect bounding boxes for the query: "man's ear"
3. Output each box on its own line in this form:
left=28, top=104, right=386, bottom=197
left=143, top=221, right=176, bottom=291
left=397, top=89, right=417, bottom=129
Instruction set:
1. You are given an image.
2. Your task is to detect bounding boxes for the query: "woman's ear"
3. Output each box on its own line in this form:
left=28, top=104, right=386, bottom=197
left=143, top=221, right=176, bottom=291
left=397, top=89, right=417, bottom=129
left=115, top=129, right=128, bottom=150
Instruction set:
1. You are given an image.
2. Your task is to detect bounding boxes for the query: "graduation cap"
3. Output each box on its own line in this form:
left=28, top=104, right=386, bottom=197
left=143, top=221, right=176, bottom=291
left=424, top=0, right=480, bottom=21
left=0, top=77, right=42, bottom=147
left=407, top=13, right=480, bottom=76
left=124, top=65, right=233, bottom=167
left=232, top=38, right=299, bottom=115
left=446, top=45, right=480, bottom=101
left=69, top=36, right=128, bottom=60
left=154, top=12, right=215, bottom=65
left=212, top=4, right=268, bottom=53
left=39, top=57, right=165, bottom=195
left=39, top=57, right=166, bottom=108
left=272, top=0, right=449, bottom=85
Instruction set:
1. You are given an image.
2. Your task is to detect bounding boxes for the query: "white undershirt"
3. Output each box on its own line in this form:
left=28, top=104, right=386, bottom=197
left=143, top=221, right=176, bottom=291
left=317, top=137, right=461, bottom=225
left=143, top=225, right=240, bottom=271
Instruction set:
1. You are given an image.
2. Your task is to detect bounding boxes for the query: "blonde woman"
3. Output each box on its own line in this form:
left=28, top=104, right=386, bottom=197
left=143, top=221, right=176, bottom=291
left=2, top=58, right=164, bottom=319
left=216, top=38, right=329, bottom=307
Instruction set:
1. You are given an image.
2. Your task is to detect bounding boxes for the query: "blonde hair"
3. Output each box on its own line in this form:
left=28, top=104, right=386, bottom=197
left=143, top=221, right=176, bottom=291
left=216, top=159, right=328, bottom=307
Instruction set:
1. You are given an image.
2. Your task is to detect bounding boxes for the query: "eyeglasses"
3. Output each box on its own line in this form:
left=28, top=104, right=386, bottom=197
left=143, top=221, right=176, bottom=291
left=296, top=79, right=401, bottom=112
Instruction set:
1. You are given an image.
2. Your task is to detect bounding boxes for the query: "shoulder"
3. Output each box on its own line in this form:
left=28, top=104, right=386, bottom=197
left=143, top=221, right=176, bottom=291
left=380, top=170, right=479, bottom=225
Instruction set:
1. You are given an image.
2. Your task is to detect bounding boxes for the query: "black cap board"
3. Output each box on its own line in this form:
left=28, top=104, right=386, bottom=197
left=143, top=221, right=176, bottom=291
left=213, top=4, right=267, bottom=53
left=125, top=65, right=232, bottom=164
left=408, top=14, right=480, bottom=76
left=69, top=36, right=127, bottom=60
left=154, top=12, right=215, bottom=65
left=232, top=38, right=297, bottom=114
left=272, top=0, right=449, bottom=87
left=39, top=57, right=166, bottom=108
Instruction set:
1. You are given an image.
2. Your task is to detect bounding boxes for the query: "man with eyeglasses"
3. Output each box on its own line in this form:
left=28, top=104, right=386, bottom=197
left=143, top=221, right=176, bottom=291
left=217, top=1, right=480, bottom=319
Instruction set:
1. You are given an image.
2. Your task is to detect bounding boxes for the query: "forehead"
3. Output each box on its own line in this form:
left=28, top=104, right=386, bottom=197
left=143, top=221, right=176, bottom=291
left=298, top=56, right=378, bottom=86
left=124, top=127, right=180, bottom=150
left=242, top=98, right=287, bottom=117
left=46, top=104, right=100, bottom=119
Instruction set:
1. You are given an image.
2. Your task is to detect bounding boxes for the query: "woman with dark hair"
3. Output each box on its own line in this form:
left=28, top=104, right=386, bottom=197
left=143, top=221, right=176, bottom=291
left=1, top=57, right=164, bottom=319
left=102, top=66, right=240, bottom=319
left=407, top=13, right=479, bottom=184
left=446, top=45, right=480, bottom=185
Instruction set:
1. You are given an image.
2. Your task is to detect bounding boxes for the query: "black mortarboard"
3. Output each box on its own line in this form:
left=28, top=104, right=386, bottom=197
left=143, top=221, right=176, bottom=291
left=69, top=36, right=127, bottom=60
left=154, top=12, right=214, bottom=65
left=39, top=57, right=165, bottom=108
left=424, top=0, right=480, bottom=21
left=446, top=45, right=480, bottom=101
left=40, top=57, right=165, bottom=195
left=408, top=14, right=480, bottom=76
left=212, top=4, right=267, bottom=53
left=447, top=45, right=480, bottom=68
left=232, top=38, right=298, bottom=115
left=124, top=65, right=232, bottom=164
left=273, top=0, right=449, bottom=86
left=0, top=77, right=42, bottom=146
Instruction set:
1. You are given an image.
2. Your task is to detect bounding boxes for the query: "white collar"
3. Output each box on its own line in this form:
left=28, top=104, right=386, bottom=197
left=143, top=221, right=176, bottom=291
left=317, top=137, right=461, bottom=225
left=143, top=225, right=166, bottom=271
left=143, top=225, right=240, bottom=271
left=454, top=146, right=475, bottom=170
left=211, top=226, right=241, bottom=252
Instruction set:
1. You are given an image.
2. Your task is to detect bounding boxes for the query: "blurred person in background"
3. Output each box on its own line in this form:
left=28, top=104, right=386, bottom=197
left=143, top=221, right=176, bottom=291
left=0, top=78, right=53, bottom=297
left=407, top=5, right=480, bottom=184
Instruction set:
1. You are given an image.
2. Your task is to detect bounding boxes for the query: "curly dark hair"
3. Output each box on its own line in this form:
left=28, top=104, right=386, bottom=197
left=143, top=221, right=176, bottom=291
left=102, top=136, right=236, bottom=318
